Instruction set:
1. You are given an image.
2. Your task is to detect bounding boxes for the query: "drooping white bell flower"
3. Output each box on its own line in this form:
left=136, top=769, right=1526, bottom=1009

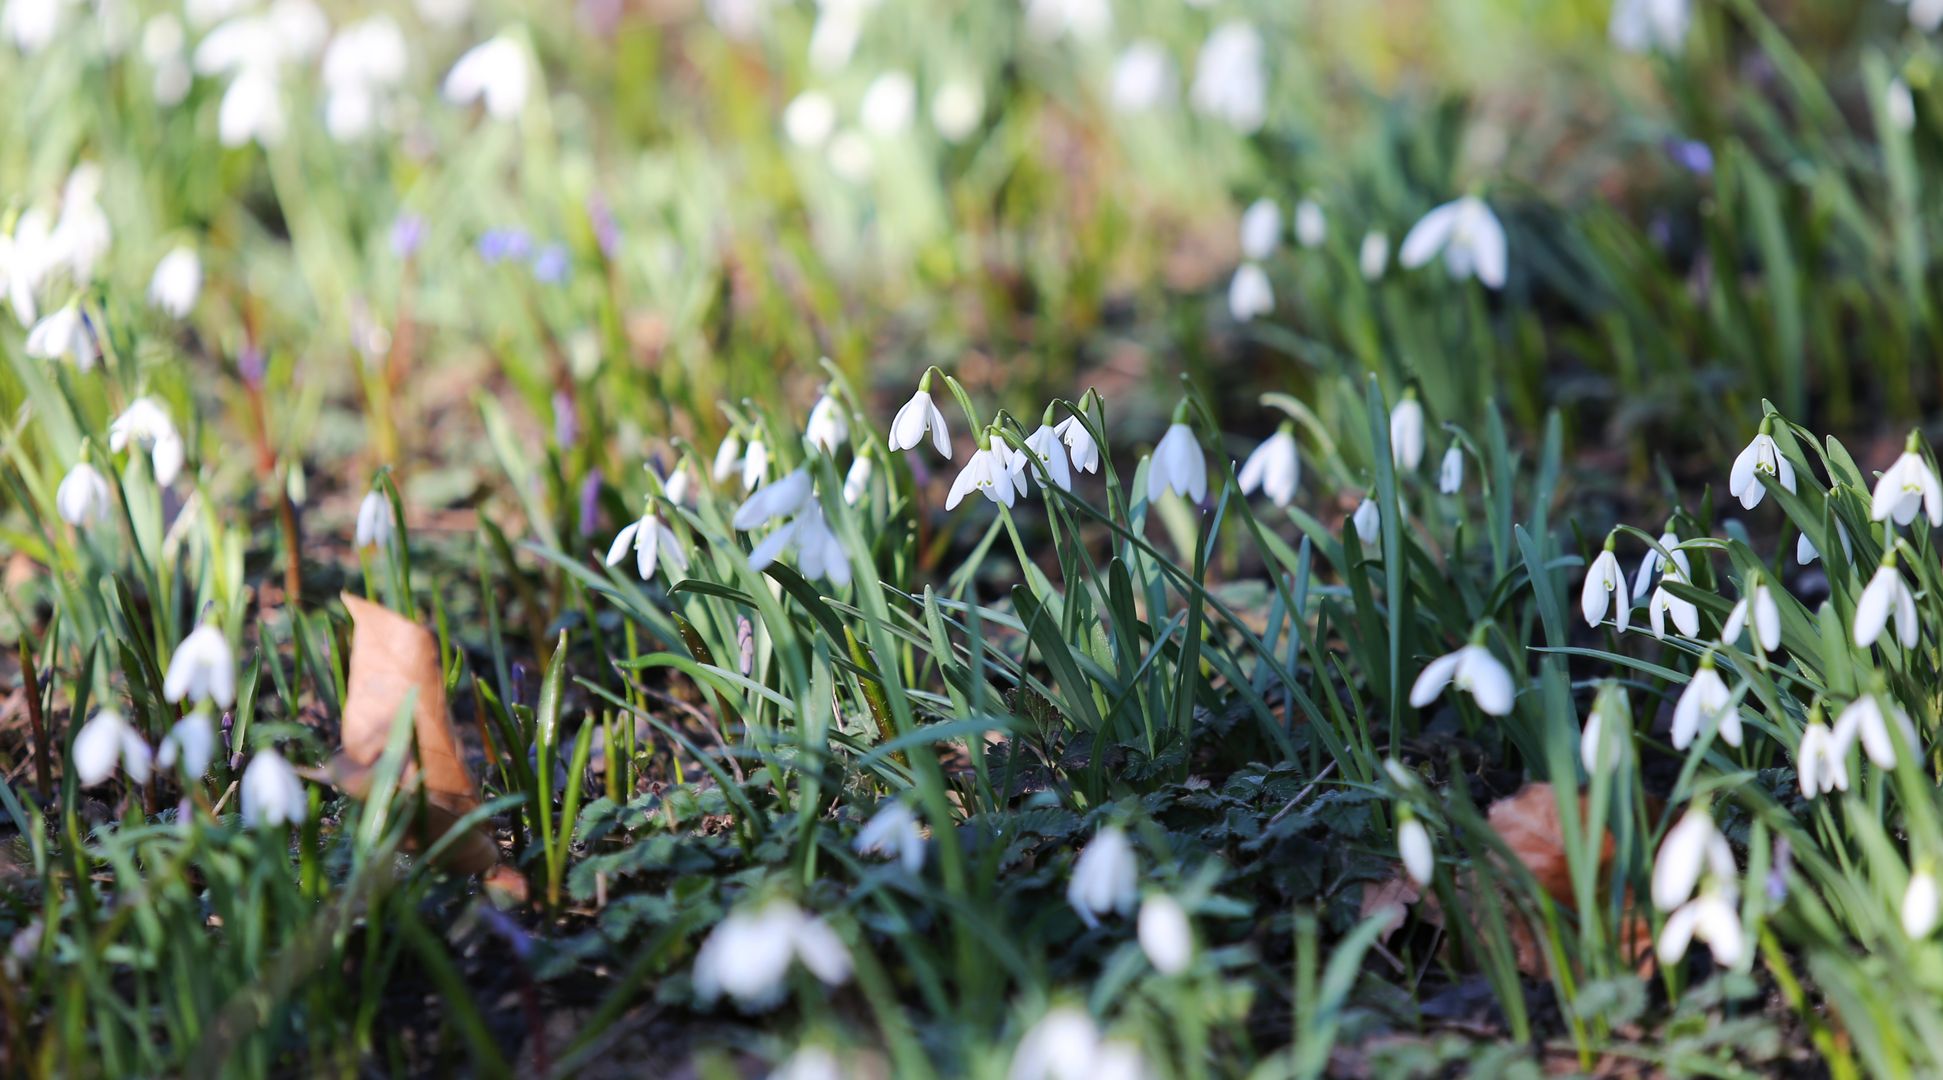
left=1110, top=41, right=1174, bottom=113
left=1870, top=443, right=1943, bottom=527
left=930, top=78, right=983, bottom=142
left=1609, top=0, right=1690, bottom=54
left=888, top=383, right=952, bottom=458
left=164, top=624, right=237, bottom=708
left=1359, top=230, right=1389, bottom=281
left=783, top=90, right=837, bottom=149
left=265, top=0, right=326, bottom=60
left=1053, top=415, right=1100, bottom=475
left=1652, top=805, right=1735, bottom=912
left=1409, top=642, right=1514, bottom=717
left=1022, top=425, right=1073, bottom=493
left=1906, top=0, right=1943, bottom=32
left=50, top=165, right=110, bottom=282
left=0, top=206, right=54, bottom=323
left=25, top=305, right=95, bottom=369
left=1796, top=523, right=1852, bottom=566
left=1906, top=867, right=1939, bottom=939
left=56, top=461, right=111, bottom=526
left=1146, top=422, right=1207, bottom=504
left=1227, top=262, right=1273, bottom=322
left=749, top=501, right=852, bottom=587
left=1632, top=529, right=1690, bottom=604
left=854, top=800, right=924, bottom=874
left=1795, top=718, right=1848, bottom=798
left=859, top=70, right=915, bottom=138
left=73, top=708, right=151, bottom=786
left=1581, top=684, right=1631, bottom=772
left=1190, top=22, right=1265, bottom=133
left=691, top=900, right=850, bottom=1010
left=841, top=454, right=873, bottom=505
left=108, top=397, right=185, bottom=485
left=1656, top=888, right=1745, bottom=969
left=1438, top=446, right=1464, bottom=494
left=147, top=247, right=201, bottom=317
left=157, top=709, right=216, bottom=776
left=1888, top=77, right=1918, bottom=135
left=1854, top=558, right=1918, bottom=649
left=321, top=15, right=408, bottom=140
left=1352, top=497, right=1380, bottom=544
left=1649, top=574, right=1700, bottom=640
left=2, top=0, right=65, bottom=52
left=1137, top=894, right=1192, bottom=975
left=1833, top=692, right=1920, bottom=770
left=354, top=489, right=394, bottom=550
left=1389, top=395, right=1425, bottom=471
left=740, top=438, right=770, bottom=492
left=241, top=748, right=307, bottom=827
left=1237, top=427, right=1299, bottom=508
left=605, top=505, right=687, bottom=582
left=1670, top=655, right=1737, bottom=750
left=711, top=434, right=743, bottom=482
left=443, top=35, right=529, bottom=121
left=1294, top=198, right=1327, bottom=249
left=1721, top=576, right=1782, bottom=654
left=805, top=0, right=862, bottom=72
left=1238, top=198, right=1280, bottom=261
left=1397, top=812, right=1434, bottom=887
left=946, top=445, right=1028, bottom=510
left=1067, top=826, right=1137, bottom=928
left=1008, top=1007, right=1103, bottom=1080
left=804, top=392, right=848, bottom=453
left=218, top=66, right=286, bottom=147
left=1727, top=426, right=1795, bottom=510
left=1398, top=196, right=1508, bottom=290
left=733, top=468, right=813, bottom=529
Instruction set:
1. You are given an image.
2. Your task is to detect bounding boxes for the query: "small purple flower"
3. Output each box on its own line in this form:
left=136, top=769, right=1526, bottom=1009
left=1665, top=138, right=1714, bottom=177
left=390, top=214, right=425, bottom=259
left=553, top=389, right=579, bottom=448
left=578, top=468, right=602, bottom=537
left=238, top=346, right=266, bottom=389
left=532, top=243, right=570, bottom=284
left=477, top=228, right=532, bottom=264
left=587, top=195, right=619, bottom=260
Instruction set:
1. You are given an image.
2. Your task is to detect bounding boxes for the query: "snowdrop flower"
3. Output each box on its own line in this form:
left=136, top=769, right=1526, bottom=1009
left=1397, top=811, right=1434, bottom=887
left=1834, top=692, right=1920, bottom=770
left=1721, top=575, right=1781, bottom=654
left=25, top=305, right=95, bottom=369
left=3, top=0, right=64, bottom=52
left=859, top=70, right=915, bottom=137
left=1871, top=438, right=1943, bottom=527
left=1389, top=394, right=1425, bottom=470
left=1854, top=556, right=1918, bottom=649
left=606, top=504, right=688, bottom=582
left=1649, top=574, right=1701, bottom=640
left=1728, top=423, right=1795, bottom=510
left=73, top=708, right=151, bottom=786
left=1795, top=716, right=1848, bottom=798
left=1146, top=421, right=1207, bottom=504
left=1889, top=78, right=1918, bottom=135
left=1906, top=0, right=1943, bottom=32
left=1656, top=886, right=1744, bottom=969
left=1110, top=41, right=1173, bottom=113
left=164, top=624, right=236, bottom=708
left=1227, top=262, right=1273, bottom=321
left=1137, top=894, right=1192, bottom=975
left=1409, top=641, right=1514, bottom=717
left=1022, top=0, right=1108, bottom=44
left=1609, top=0, right=1690, bottom=54
left=1190, top=22, right=1265, bottom=133
left=1238, top=198, right=1280, bottom=261
left=416, top=0, right=472, bottom=28
left=1653, top=805, right=1735, bottom=912
left=1022, top=424, right=1073, bottom=493
left=930, top=78, right=983, bottom=142
left=109, top=397, right=185, bottom=485
left=841, top=454, right=873, bottom=505
left=947, top=444, right=1027, bottom=510
left=1399, top=196, right=1508, bottom=290
left=241, top=748, right=307, bottom=827
left=771, top=1046, right=844, bottom=1080
left=218, top=66, right=285, bottom=147
left=740, top=438, right=770, bottom=491
left=1067, top=826, right=1137, bottom=928
left=1670, top=655, right=1737, bottom=750
left=734, top=468, right=812, bottom=529
left=1796, top=523, right=1852, bottom=566
left=888, top=376, right=952, bottom=458
left=321, top=16, right=408, bottom=140
left=1632, top=529, right=1690, bottom=604
left=147, top=247, right=200, bottom=317
left=56, top=461, right=111, bottom=527
left=750, top=501, right=852, bottom=586
left=443, top=35, right=529, bottom=121
left=0, top=206, right=54, bottom=323
left=712, top=434, right=743, bottom=483
left=1293, top=198, right=1327, bottom=249
left=692, top=900, right=850, bottom=1010
left=1438, top=446, right=1464, bottom=495
left=1008, top=1007, right=1103, bottom=1080
left=1359, top=230, right=1389, bottom=281
left=354, top=489, right=393, bottom=550
left=804, top=391, right=848, bottom=452
left=806, top=0, right=863, bottom=72
left=1237, top=426, right=1299, bottom=508
left=783, top=90, right=837, bottom=150
left=1581, top=684, right=1630, bottom=772
left=1053, top=415, right=1100, bottom=475
left=50, top=166, right=110, bottom=281
left=265, top=0, right=325, bottom=59
left=1906, top=866, right=1939, bottom=938
left=157, top=709, right=215, bottom=776
left=1352, top=497, right=1380, bottom=545
left=854, top=800, right=924, bottom=874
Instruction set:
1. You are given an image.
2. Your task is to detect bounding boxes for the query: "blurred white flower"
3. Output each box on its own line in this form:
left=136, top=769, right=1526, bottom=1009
left=1397, top=813, right=1434, bottom=887
left=1227, top=262, right=1272, bottom=321
left=606, top=505, right=687, bottom=582
left=1906, top=868, right=1939, bottom=938
left=157, top=709, right=216, bottom=776
left=1656, top=889, right=1744, bottom=969
left=50, top=165, right=110, bottom=281
left=783, top=90, right=837, bottom=149
left=859, top=70, right=915, bottom=137
left=354, top=489, right=394, bottom=549
left=165, top=624, right=237, bottom=708
left=1237, top=428, right=1299, bottom=507
left=804, top=392, right=848, bottom=452
left=1023, top=424, right=1073, bottom=493
left=2, top=0, right=64, bottom=52
left=443, top=34, right=528, bottom=120
left=1854, top=560, right=1918, bottom=649
left=947, top=445, right=1027, bottom=510
left=1670, top=657, right=1735, bottom=750
left=1834, top=693, right=1919, bottom=769
left=770, top=1046, right=844, bottom=1080
left=1409, top=643, right=1513, bottom=717
left=1022, top=0, right=1108, bottom=43
left=218, top=66, right=286, bottom=147
left=1721, top=577, right=1781, bottom=653
left=1581, top=546, right=1630, bottom=632
left=1053, top=415, right=1100, bottom=474
left=1869, top=446, right=1943, bottom=527
left=1796, top=523, right=1851, bottom=566
left=750, top=501, right=851, bottom=586
left=1293, top=198, right=1327, bottom=249
left=741, top=438, right=770, bottom=491
left=322, top=15, right=407, bottom=140
left=1609, top=0, right=1689, bottom=54
left=1137, top=894, right=1192, bottom=975
left=25, top=305, right=95, bottom=369
left=663, top=466, right=693, bottom=507
left=1008, top=1007, right=1102, bottom=1080
left=1653, top=805, right=1734, bottom=912
left=1147, top=422, right=1207, bottom=504
left=1110, top=40, right=1173, bottom=113
left=1352, top=497, right=1379, bottom=544
left=888, top=387, right=952, bottom=458
left=1889, top=77, right=1918, bottom=134
left=1190, top=22, right=1265, bottom=133
left=152, top=54, right=191, bottom=105
left=826, top=128, right=875, bottom=182
left=1238, top=198, right=1280, bottom=261
left=1399, top=196, right=1507, bottom=290
left=1067, top=826, right=1137, bottom=928
left=841, top=454, right=873, bottom=505
left=266, top=0, right=325, bottom=59
left=414, top=0, right=472, bottom=29
left=1728, top=428, right=1794, bottom=510
left=854, top=800, right=924, bottom=873
left=0, top=206, right=55, bottom=323
left=712, top=434, right=743, bottom=483
left=1389, top=396, right=1425, bottom=470
left=1796, top=719, right=1847, bottom=798
left=74, top=708, right=150, bottom=786
left=147, top=247, right=201, bottom=317
left=1580, top=686, right=1630, bottom=772
left=1359, top=230, right=1389, bottom=280
left=242, top=748, right=307, bottom=827
left=1438, top=445, right=1464, bottom=494
left=734, top=468, right=813, bottom=529
left=56, top=462, right=111, bottom=526
left=109, top=397, right=185, bottom=485
left=692, top=900, right=850, bottom=1010
left=1649, top=575, right=1700, bottom=640
left=806, top=0, right=863, bottom=72
left=1631, top=529, right=1689, bottom=604
left=192, top=12, right=275, bottom=73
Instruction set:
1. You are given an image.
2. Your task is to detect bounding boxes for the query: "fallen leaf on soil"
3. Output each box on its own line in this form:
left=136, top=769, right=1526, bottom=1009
left=315, top=593, right=498, bottom=875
